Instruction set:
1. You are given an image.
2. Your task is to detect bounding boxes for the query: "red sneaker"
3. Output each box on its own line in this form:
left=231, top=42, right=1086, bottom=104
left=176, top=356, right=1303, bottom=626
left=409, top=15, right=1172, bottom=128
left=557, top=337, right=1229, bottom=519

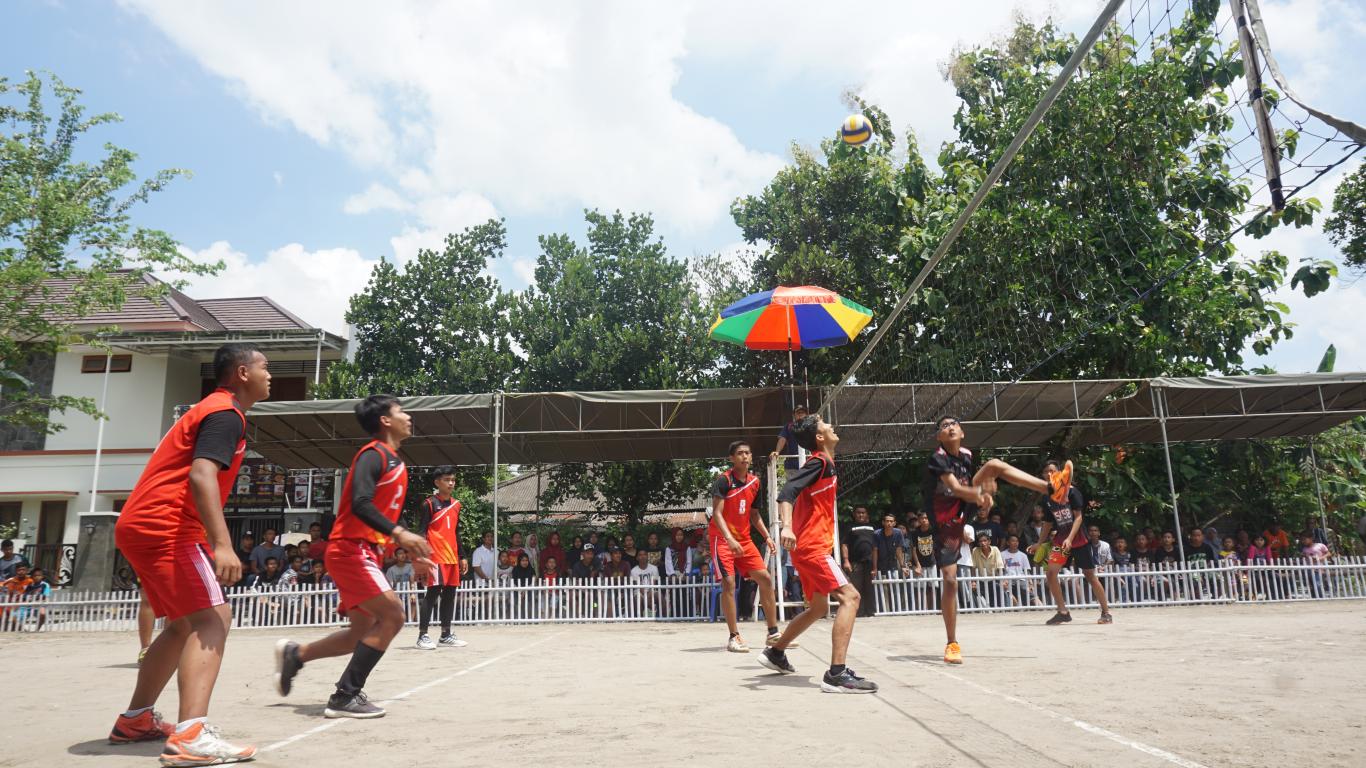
left=109, top=708, right=174, bottom=744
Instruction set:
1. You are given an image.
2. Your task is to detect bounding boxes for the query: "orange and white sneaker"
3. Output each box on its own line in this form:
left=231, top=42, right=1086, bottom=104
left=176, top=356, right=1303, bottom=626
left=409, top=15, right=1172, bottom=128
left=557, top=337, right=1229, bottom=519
left=109, top=708, right=174, bottom=744
left=944, top=642, right=963, bottom=665
left=159, top=721, right=256, bottom=766
left=1048, top=460, right=1074, bottom=505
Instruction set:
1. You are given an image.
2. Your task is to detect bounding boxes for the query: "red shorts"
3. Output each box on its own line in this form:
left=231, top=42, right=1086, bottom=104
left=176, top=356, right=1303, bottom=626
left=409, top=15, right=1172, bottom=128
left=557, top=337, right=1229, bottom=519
left=325, top=538, right=391, bottom=613
left=791, top=550, right=850, bottom=596
left=118, top=538, right=225, bottom=621
left=710, top=537, right=766, bottom=580
left=424, top=562, right=461, bottom=587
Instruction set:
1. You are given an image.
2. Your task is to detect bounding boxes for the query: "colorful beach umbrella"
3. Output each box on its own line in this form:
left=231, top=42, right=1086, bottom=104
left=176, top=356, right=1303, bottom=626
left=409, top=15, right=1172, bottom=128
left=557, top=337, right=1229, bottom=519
left=708, top=285, right=873, bottom=351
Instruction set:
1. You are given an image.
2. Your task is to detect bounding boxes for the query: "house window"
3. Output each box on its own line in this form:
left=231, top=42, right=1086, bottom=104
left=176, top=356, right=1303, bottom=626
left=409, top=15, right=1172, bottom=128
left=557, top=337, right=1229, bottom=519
left=0, top=501, right=19, bottom=535
left=81, top=355, right=132, bottom=373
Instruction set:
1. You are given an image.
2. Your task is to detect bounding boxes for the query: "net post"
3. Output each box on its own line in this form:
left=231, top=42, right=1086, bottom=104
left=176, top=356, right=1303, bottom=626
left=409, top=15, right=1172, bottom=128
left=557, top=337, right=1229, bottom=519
left=1229, top=0, right=1285, bottom=210
left=768, top=457, right=785, bottom=623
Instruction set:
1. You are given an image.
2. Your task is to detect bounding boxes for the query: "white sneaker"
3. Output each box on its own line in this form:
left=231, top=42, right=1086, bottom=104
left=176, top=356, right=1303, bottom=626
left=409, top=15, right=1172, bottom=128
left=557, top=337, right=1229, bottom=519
left=159, top=721, right=256, bottom=767
left=727, top=635, right=750, bottom=653
left=766, top=632, right=798, bottom=650
left=438, top=635, right=467, bottom=647
left=416, top=634, right=436, bottom=650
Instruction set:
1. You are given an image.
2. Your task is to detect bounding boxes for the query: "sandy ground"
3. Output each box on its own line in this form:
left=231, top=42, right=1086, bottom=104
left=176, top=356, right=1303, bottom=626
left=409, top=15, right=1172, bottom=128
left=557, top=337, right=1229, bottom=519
left=2, top=601, right=1363, bottom=768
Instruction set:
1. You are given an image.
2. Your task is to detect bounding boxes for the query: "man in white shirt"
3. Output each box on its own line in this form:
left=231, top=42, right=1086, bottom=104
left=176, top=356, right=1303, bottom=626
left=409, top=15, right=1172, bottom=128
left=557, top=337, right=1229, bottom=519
left=1088, top=525, right=1113, bottom=571
left=471, top=530, right=498, bottom=584
left=630, top=549, right=660, bottom=583
left=1000, top=534, right=1038, bottom=607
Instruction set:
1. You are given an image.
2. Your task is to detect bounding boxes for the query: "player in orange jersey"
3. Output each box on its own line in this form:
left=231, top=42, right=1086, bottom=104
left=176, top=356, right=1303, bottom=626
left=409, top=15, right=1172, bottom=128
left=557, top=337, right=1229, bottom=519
left=708, top=440, right=785, bottom=653
left=274, top=395, right=432, bottom=719
left=414, top=465, right=467, bottom=649
left=110, top=343, right=269, bottom=766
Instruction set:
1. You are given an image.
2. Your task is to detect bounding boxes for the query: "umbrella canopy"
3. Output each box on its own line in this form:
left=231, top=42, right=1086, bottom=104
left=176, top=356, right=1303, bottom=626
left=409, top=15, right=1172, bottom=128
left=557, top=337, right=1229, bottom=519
left=708, top=285, right=873, bottom=351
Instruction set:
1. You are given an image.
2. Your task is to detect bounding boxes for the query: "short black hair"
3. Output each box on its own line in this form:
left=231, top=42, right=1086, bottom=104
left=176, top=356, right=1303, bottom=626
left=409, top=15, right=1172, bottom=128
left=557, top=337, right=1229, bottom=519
left=792, top=414, right=821, bottom=452
left=356, top=394, right=401, bottom=434
left=727, top=440, right=750, bottom=456
left=432, top=465, right=456, bottom=482
left=1, top=539, right=12, bottom=548
left=265, top=557, right=279, bottom=565
left=213, top=343, right=263, bottom=384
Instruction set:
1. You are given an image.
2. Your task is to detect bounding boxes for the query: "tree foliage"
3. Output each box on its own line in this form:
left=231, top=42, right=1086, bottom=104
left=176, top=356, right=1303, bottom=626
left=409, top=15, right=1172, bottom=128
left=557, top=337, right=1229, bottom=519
left=1324, top=161, right=1366, bottom=272
left=0, top=72, right=215, bottom=434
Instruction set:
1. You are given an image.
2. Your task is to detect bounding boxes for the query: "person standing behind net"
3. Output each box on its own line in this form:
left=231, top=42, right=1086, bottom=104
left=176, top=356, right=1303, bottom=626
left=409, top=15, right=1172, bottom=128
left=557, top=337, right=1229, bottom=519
left=759, top=415, right=877, bottom=694
left=110, top=343, right=269, bottom=765
left=768, top=404, right=808, bottom=473
left=414, top=465, right=467, bottom=650
left=708, top=440, right=785, bottom=653
left=274, top=395, right=433, bottom=719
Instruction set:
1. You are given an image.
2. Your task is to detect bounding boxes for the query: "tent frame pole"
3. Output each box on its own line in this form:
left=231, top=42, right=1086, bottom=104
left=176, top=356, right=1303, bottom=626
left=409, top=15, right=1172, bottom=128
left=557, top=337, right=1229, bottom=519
left=1153, top=385, right=1186, bottom=561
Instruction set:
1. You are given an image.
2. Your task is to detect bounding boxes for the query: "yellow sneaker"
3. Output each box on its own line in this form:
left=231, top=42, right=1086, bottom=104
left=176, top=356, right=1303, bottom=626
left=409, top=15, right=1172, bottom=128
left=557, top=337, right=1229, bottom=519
left=944, top=642, right=963, bottom=665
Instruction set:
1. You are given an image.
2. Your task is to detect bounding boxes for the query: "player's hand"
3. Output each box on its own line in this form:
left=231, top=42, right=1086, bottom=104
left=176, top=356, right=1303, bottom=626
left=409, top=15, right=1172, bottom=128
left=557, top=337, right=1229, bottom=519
left=978, top=476, right=998, bottom=496
left=727, top=539, right=742, bottom=557
left=414, top=557, right=433, bottom=579
left=765, top=538, right=777, bottom=555
left=1060, top=540, right=1072, bottom=554
left=769, top=450, right=779, bottom=458
left=396, top=529, right=432, bottom=558
left=212, top=544, right=242, bottom=586
left=914, top=565, right=923, bottom=577
left=780, top=527, right=796, bottom=551
left=842, top=559, right=852, bottom=573
left=978, top=492, right=995, bottom=514
left=1026, top=544, right=1038, bottom=555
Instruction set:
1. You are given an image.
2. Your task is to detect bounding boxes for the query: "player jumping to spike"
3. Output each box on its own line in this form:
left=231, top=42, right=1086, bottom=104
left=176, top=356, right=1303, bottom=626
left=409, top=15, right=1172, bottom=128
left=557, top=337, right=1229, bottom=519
left=709, top=440, right=788, bottom=653
left=111, top=343, right=268, bottom=766
left=274, top=395, right=433, bottom=718
left=759, top=415, right=877, bottom=694
left=415, top=465, right=468, bottom=649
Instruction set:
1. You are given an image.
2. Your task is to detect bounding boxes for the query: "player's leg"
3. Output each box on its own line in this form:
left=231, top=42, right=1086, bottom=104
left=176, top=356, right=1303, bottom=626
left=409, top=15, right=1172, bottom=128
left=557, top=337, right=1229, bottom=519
left=713, top=540, right=746, bottom=651
left=124, top=614, right=190, bottom=716
left=766, top=590, right=825, bottom=654
left=323, top=590, right=405, bottom=718
left=1044, top=559, right=1070, bottom=623
left=748, top=567, right=779, bottom=636
left=935, top=534, right=963, bottom=663
left=819, top=581, right=877, bottom=693
left=138, top=592, right=155, bottom=664
left=1085, top=568, right=1113, bottom=623
left=438, top=585, right=465, bottom=646
left=417, top=582, right=439, bottom=649
left=153, top=602, right=256, bottom=765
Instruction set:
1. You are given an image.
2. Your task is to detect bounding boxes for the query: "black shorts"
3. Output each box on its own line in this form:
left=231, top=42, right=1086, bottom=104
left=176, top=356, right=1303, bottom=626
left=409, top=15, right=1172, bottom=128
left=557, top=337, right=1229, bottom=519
left=1068, top=544, right=1096, bottom=571
left=935, top=543, right=961, bottom=570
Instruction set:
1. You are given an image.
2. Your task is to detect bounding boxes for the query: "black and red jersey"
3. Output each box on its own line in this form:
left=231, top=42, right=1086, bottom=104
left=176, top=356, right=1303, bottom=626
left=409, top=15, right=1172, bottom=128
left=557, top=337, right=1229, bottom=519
left=708, top=469, right=760, bottom=542
left=922, top=445, right=976, bottom=526
left=779, top=452, right=838, bottom=558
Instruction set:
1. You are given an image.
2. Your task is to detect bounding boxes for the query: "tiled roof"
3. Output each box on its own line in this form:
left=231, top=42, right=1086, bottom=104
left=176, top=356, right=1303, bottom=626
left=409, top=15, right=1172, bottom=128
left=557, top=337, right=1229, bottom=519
left=35, top=272, right=315, bottom=332
left=198, top=297, right=312, bottom=331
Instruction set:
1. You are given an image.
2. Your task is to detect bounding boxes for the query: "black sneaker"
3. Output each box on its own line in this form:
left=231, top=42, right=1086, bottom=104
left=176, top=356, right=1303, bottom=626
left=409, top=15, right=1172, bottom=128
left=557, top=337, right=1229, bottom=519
left=821, top=668, right=878, bottom=694
left=323, top=691, right=386, bottom=719
left=759, top=647, right=796, bottom=675
left=1045, top=612, right=1073, bottom=626
left=275, top=639, right=302, bottom=696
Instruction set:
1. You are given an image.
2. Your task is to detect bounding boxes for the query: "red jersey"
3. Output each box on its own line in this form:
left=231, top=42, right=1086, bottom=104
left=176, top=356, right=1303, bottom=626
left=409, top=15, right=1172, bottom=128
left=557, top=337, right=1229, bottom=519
left=117, top=388, right=246, bottom=543
left=330, top=441, right=407, bottom=545
left=789, top=452, right=837, bottom=558
left=709, top=469, right=759, bottom=542
left=423, top=495, right=461, bottom=565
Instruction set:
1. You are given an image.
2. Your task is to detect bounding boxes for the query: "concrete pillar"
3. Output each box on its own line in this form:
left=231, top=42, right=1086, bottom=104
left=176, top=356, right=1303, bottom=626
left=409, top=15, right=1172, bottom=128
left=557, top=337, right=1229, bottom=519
left=73, top=512, right=119, bottom=592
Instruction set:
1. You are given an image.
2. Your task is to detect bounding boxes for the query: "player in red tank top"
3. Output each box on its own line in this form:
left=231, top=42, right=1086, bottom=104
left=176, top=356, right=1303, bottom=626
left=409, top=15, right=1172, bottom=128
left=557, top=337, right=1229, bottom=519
left=413, top=465, right=468, bottom=649
left=274, top=395, right=433, bottom=720
left=109, top=344, right=269, bottom=764
left=708, top=440, right=786, bottom=653
left=758, top=415, right=878, bottom=694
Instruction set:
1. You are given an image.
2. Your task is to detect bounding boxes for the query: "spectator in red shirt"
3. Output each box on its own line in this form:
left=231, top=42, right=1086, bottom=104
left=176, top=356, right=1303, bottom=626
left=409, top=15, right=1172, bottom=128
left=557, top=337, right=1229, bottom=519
left=538, top=531, right=566, bottom=575
left=306, top=522, right=327, bottom=563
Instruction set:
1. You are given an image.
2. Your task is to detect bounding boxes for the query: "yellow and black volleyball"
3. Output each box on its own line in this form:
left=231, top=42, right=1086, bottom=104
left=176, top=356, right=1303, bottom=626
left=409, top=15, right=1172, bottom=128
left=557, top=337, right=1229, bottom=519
left=840, top=114, right=872, bottom=146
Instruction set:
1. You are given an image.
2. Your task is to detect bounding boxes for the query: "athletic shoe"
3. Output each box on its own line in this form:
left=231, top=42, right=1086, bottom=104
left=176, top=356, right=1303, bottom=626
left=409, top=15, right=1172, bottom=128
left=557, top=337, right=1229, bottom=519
left=324, top=691, right=385, bottom=719
left=1097, top=612, right=1114, bottom=624
left=1048, top=459, right=1074, bottom=504
left=138, top=647, right=148, bottom=666
left=765, top=632, right=799, bottom=649
left=109, top=709, right=174, bottom=744
left=943, top=642, right=963, bottom=664
left=274, top=639, right=302, bottom=697
left=416, top=634, right=436, bottom=650
left=820, top=668, right=878, bottom=694
left=158, top=722, right=256, bottom=766
left=438, top=634, right=467, bottom=647
left=727, top=635, right=750, bottom=653
left=1045, top=612, right=1073, bottom=626
left=758, top=646, right=797, bottom=675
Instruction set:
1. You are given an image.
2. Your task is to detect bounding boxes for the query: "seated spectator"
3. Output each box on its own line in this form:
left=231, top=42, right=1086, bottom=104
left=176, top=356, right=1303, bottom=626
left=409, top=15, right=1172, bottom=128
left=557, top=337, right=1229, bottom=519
left=23, top=565, right=52, bottom=629
left=497, top=550, right=514, bottom=581
left=1151, top=531, right=1180, bottom=566
left=1219, top=537, right=1241, bottom=564
left=281, top=555, right=305, bottom=588
left=1235, top=529, right=1252, bottom=554
left=604, top=548, right=632, bottom=579
left=542, top=556, right=562, bottom=584
left=570, top=545, right=599, bottom=579
left=306, top=521, right=327, bottom=562
left=1300, top=533, right=1331, bottom=598
left=970, top=532, right=1005, bottom=607
left=284, top=543, right=300, bottom=563
left=630, top=549, right=660, bottom=583
left=1263, top=520, right=1291, bottom=558
left=472, top=531, right=498, bottom=584
left=234, top=532, right=256, bottom=583
left=539, top=531, right=567, bottom=575
left=1000, top=535, right=1039, bottom=607
left=1132, top=532, right=1154, bottom=569
left=644, top=531, right=665, bottom=574
left=256, top=557, right=283, bottom=587
left=313, top=560, right=333, bottom=587
left=0, top=539, right=29, bottom=580
left=1022, top=506, right=1047, bottom=550
left=1184, top=527, right=1219, bottom=567
left=1088, top=525, right=1113, bottom=570
left=620, top=533, right=639, bottom=565
left=1111, top=537, right=1133, bottom=568
left=664, top=528, right=691, bottom=581
left=1, top=563, right=39, bottom=631
left=386, top=548, right=415, bottom=586
left=596, top=535, right=619, bottom=569
left=511, top=553, right=536, bottom=582
left=250, top=528, right=286, bottom=576
left=508, top=531, right=531, bottom=568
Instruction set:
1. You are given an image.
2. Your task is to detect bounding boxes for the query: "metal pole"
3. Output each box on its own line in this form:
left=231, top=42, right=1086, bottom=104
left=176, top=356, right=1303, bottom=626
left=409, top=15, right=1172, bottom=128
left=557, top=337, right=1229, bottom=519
left=492, top=392, right=501, bottom=548
left=1230, top=0, right=1285, bottom=210
left=1153, top=386, right=1186, bottom=561
left=768, top=458, right=785, bottom=622
left=87, top=351, right=113, bottom=517
left=1307, top=437, right=1329, bottom=544
left=825, top=0, right=1128, bottom=408
left=313, top=330, right=324, bottom=386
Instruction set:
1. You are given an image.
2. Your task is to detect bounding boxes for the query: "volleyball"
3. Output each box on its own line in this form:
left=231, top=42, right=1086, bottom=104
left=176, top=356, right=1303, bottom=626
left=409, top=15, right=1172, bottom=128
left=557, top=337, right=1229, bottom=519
left=840, top=114, right=872, bottom=146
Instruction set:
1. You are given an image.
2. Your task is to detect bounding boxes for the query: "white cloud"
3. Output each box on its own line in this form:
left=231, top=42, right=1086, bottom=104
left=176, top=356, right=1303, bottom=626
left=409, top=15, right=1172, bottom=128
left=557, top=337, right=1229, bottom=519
left=272, top=171, right=283, bottom=187
left=386, top=191, right=500, bottom=262
left=172, top=241, right=380, bottom=336
left=342, top=183, right=409, bottom=215
left=511, top=258, right=537, bottom=285
left=1252, top=0, right=1366, bottom=102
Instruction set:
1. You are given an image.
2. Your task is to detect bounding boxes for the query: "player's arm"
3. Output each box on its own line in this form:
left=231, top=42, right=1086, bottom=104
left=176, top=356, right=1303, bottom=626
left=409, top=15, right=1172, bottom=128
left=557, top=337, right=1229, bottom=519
left=939, top=471, right=990, bottom=508
left=775, top=457, right=824, bottom=550
left=415, top=499, right=433, bottom=536
left=1028, top=521, right=1054, bottom=554
left=189, top=411, right=245, bottom=585
left=770, top=435, right=787, bottom=459
left=750, top=506, right=776, bottom=556
left=1060, top=490, right=1085, bottom=553
left=350, top=450, right=431, bottom=558
left=708, top=475, right=744, bottom=556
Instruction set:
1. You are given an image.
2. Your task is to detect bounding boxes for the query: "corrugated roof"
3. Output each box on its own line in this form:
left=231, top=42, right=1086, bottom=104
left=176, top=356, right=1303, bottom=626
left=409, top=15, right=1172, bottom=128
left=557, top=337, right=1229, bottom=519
left=198, top=297, right=312, bottom=331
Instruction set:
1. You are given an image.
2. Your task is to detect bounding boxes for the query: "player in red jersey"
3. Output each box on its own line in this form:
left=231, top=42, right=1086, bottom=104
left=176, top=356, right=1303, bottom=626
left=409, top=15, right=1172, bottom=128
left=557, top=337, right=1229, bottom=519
left=709, top=440, right=785, bottom=653
left=273, top=395, right=432, bottom=719
left=110, top=343, right=268, bottom=766
left=414, top=465, right=467, bottom=649
left=759, top=415, right=877, bottom=694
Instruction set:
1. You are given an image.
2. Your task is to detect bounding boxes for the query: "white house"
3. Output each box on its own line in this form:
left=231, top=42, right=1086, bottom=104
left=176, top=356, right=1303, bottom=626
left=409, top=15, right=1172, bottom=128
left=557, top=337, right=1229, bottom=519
left=0, top=272, right=347, bottom=585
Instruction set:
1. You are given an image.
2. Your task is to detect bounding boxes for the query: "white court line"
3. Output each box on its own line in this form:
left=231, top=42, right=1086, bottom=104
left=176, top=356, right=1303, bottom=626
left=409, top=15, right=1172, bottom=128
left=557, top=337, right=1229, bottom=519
left=852, top=638, right=1210, bottom=768
left=262, top=631, right=563, bottom=753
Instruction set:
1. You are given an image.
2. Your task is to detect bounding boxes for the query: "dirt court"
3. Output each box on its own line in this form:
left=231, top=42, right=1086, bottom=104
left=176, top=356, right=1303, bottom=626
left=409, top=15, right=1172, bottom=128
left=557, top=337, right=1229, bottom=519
left=2, top=600, right=1363, bottom=768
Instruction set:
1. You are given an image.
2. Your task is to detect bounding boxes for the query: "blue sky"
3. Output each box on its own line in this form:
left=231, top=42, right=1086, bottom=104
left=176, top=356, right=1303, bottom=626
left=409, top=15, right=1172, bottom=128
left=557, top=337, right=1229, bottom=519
left=6, top=0, right=1365, bottom=374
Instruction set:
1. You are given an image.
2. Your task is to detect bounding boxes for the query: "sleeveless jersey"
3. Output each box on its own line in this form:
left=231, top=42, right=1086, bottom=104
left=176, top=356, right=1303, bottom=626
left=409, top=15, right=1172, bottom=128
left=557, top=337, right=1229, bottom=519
left=424, top=495, right=461, bottom=565
left=117, top=388, right=246, bottom=542
left=710, top=470, right=759, bottom=542
left=331, top=441, right=407, bottom=545
left=792, top=453, right=838, bottom=557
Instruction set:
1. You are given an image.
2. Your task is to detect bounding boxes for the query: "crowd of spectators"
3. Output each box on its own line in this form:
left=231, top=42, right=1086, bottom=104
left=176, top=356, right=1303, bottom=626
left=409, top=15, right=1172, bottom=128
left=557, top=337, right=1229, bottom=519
left=1, top=540, right=53, bottom=631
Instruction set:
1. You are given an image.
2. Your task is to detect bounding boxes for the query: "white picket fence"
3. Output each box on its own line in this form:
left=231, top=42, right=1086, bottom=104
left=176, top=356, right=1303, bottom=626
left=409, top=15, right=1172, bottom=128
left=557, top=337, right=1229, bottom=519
left=871, top=555, right=1366, bottom=615
left=3, top=557, right=1363, bottom=633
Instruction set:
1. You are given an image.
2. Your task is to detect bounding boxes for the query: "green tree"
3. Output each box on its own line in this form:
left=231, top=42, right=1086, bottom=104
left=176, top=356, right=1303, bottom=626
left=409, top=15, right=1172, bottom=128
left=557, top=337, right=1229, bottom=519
left=1325, top=161, right=1366, bottom=272
left=513, top=211, right=716, bottom=529
left=1, top=72, right=215, bottom=435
